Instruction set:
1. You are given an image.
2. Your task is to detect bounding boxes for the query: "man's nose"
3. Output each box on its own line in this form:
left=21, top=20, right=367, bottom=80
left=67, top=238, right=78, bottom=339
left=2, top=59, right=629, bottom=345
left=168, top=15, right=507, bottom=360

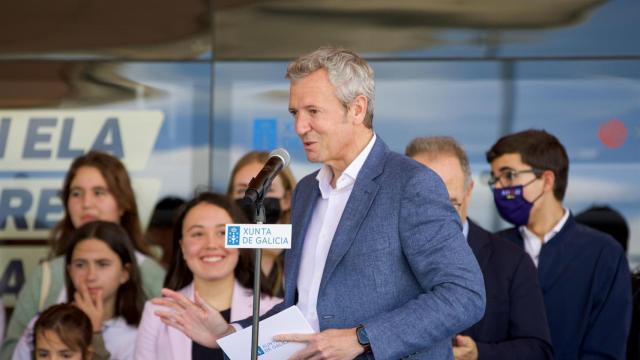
left=294, top=114, right=310, bottom=136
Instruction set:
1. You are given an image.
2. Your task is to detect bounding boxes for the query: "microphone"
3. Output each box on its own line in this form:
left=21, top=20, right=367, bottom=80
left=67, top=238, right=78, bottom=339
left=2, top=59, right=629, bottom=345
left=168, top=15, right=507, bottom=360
left=243, top=148, right=291, bottom=204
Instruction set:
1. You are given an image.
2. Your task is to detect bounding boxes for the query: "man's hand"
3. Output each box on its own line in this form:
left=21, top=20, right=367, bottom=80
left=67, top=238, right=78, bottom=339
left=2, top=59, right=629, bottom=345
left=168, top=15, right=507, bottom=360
left=152, top=288, right=235, bottom=348
left=274, top=327, right=364, bottom=360
left=453, top=335, right=478, bottom=360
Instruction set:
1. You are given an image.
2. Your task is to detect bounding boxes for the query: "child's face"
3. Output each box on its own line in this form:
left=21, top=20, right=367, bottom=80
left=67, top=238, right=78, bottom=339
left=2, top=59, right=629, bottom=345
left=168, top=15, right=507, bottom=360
left=67, top=238, right=130, bottom=304
left=35, top=330, right=83, bottom=360
left=67, top=166, right=123, bottom=228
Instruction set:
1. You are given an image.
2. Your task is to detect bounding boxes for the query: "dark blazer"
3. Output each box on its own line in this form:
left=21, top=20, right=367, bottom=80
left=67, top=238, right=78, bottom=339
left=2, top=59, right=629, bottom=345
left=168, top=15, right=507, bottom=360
left=463, top=219, right=553, bottom=360
left=242, top=136, right=486, bottom=359
left=497, top=215, right=632, bottom=360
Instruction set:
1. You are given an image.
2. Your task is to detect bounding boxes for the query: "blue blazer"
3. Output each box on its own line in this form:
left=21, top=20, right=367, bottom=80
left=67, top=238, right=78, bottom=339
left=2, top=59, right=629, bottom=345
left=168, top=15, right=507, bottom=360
left=251, top=137, right=485, bottom=359
left=464, top=219, right=553, bottom=360
left=497, top=215, right=632, bottom=360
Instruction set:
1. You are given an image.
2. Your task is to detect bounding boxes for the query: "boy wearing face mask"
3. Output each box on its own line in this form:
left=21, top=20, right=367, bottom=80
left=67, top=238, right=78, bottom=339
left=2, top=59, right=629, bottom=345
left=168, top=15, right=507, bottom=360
left=487, top=129, right=632, bottom=360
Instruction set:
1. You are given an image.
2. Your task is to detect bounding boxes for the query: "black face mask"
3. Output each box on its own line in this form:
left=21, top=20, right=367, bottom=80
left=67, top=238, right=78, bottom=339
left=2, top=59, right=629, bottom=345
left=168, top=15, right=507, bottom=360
left=235, top=197, right=282, bottom=224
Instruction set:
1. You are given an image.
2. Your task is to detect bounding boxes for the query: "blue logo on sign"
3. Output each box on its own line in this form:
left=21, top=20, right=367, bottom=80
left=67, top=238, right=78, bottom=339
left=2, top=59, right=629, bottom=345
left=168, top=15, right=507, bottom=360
left=256, top=346, right=265, bottom=356
left=227, top=226, right=240, bottom=246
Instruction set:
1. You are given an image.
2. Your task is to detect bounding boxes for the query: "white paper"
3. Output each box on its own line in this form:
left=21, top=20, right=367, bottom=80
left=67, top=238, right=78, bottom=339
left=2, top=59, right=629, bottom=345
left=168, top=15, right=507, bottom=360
left=218, top=306, right=315, bottom=359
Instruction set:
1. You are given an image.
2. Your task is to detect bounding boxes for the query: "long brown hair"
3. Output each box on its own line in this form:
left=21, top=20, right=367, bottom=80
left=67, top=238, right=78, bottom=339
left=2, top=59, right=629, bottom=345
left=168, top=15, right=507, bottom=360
left=164, top=192, right=274, bottom=296
left=65, top=221, right=145, bottom=326
left=51, top=151, right=149, bottom=257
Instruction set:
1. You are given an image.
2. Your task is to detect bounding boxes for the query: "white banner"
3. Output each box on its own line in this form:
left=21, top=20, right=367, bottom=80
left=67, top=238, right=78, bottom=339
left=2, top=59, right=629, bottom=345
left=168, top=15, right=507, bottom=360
left=0, top=110, right=163, bottom=171
left=0, top=178, right=162, bottom=239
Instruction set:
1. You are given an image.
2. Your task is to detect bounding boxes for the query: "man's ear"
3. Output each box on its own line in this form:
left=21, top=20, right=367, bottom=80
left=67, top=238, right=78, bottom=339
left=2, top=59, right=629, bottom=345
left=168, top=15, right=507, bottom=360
left=542, top=170, right=556, bottom=194
left=349, top=95, right=368, bottom=125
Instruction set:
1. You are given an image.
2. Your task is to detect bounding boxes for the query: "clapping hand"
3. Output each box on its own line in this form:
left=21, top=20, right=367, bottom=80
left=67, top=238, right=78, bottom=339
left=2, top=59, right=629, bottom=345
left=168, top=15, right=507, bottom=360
left=152, top=288, right=236, bottom=348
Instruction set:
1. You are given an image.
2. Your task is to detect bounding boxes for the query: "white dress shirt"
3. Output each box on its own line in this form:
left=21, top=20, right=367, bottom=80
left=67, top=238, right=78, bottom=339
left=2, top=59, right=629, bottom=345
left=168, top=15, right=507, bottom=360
left=518, top=208, right=570, bottom=267
left=296, top=134, right=376, bottom=332
left=462, top=219, right=469, bottom=240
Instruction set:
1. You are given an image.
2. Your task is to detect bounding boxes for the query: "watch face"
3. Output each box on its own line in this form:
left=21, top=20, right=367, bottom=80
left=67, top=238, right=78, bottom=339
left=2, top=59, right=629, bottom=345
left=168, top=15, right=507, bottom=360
left=357, top=326, right=370, bottom=345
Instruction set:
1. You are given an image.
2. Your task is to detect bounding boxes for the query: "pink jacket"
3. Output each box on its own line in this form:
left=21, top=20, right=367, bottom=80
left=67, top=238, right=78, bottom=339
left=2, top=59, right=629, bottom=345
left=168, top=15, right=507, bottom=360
left=134, top=281, right=282, bottom=360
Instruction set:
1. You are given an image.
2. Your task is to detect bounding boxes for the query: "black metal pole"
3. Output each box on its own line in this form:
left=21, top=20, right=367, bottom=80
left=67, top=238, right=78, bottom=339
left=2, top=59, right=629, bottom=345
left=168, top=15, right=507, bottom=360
left=251, top=201, right=265, bottom=360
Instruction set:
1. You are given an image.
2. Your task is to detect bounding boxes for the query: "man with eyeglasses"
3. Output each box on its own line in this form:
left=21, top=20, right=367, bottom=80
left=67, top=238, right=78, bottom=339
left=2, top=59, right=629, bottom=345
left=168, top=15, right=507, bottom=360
left=407, top=136, right=552, bottom=360
left=487, top=129, right=632, bottom=360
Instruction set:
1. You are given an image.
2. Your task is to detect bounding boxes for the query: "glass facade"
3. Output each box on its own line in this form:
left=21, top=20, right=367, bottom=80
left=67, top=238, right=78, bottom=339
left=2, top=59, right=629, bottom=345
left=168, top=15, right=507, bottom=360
left=1, top=0, right=639, bottom=307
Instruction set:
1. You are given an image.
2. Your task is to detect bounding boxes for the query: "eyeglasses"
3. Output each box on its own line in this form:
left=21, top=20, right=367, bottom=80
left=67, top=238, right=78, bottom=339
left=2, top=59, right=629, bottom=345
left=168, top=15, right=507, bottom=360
left=484, top=168, right=543, bottom=188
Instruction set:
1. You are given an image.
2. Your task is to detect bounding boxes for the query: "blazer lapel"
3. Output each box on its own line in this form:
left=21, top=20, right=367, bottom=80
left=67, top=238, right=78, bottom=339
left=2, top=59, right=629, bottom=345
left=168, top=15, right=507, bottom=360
left=318, top=137, right=386, bottom=294
left=169, top=284, right=194, bottom=358
left=285, top=175, right=321, bottom=306
left=230, top=280, right=250, bottom=322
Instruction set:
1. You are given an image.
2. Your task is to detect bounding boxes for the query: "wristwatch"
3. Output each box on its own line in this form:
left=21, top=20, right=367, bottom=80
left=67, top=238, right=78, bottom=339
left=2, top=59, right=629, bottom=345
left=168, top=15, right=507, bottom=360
left=356, top=325, right=372, bottom=353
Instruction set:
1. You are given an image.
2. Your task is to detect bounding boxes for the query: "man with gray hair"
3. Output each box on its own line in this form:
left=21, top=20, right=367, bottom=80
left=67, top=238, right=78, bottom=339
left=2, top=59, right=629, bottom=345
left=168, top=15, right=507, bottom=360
left=407, top=136, right=553, bottom=360
left=155, top=47, right=486, bottom=359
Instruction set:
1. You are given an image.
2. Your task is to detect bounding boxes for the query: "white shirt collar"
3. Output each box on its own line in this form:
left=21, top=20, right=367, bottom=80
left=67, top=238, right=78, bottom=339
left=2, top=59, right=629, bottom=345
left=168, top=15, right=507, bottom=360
left=519, top=207, right=570, bottom=244
left=462, top=219, right=469, bottom=240
left=316, top=133, right=377, bottom=198
left=519, top=207, right=570, bottom=267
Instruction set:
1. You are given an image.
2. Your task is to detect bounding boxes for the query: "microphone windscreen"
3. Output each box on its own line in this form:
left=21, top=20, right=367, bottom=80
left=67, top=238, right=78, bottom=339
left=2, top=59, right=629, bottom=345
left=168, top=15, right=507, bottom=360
left=270, top=148, right=291, bottom=168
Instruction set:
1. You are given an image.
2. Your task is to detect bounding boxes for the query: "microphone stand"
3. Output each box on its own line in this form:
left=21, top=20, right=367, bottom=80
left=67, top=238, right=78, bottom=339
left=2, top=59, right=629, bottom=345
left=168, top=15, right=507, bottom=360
left=250, top=200, right=265, bottom=360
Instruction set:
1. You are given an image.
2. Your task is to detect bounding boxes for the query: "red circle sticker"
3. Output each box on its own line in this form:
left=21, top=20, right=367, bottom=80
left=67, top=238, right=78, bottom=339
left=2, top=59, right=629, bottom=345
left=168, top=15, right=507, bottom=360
left=598, top=119, right=628, bottom=149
